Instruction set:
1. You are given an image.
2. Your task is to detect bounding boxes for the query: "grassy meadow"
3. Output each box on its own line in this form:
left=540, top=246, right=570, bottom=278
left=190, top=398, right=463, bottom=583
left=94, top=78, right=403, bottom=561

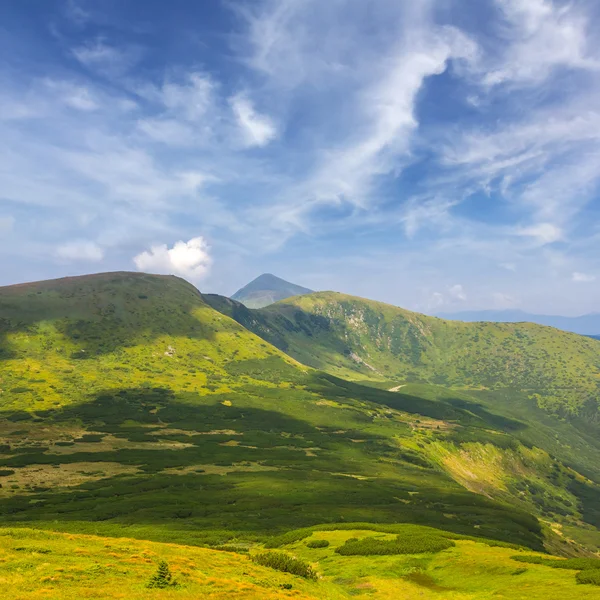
left=2, top=526, right=600, bottom=599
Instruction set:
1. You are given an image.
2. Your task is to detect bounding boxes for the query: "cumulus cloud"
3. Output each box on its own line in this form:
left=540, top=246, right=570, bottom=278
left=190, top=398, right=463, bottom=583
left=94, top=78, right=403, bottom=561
left=572, top=271, right=596, bottom=283
left=133, top=237, right=212, bottom=281
left=230, top=94, right=277, bottom=147
left=56, top=240, right=104, bottom=261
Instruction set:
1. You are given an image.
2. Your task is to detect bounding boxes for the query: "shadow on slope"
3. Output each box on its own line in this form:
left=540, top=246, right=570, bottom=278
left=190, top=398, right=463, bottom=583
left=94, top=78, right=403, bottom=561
left=0, top=387, right=543, bottom=550
left=0, top=272, right=217, bottom=360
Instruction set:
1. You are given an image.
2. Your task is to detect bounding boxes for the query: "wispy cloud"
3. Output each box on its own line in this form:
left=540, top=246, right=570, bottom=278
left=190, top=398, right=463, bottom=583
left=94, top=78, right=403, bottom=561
left=230, top=93, right=277, bottom=147
left=56, top=240, right=104, bottom=262
left=572, top=271, right=596, bottom=283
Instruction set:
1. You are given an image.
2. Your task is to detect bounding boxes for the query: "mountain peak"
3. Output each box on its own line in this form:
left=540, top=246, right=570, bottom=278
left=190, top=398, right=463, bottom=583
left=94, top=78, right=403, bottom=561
left=231, top=273, right=313, bottom=308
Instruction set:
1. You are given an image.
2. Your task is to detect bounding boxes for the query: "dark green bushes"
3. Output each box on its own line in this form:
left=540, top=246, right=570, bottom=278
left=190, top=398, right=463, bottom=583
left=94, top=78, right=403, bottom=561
left=264, top=530, right=312, bottom=548
left=306, top=539, right=329, bottom=549
left=147, top=560, right=178, bottom=588
left=577, top=570, right=600, bottom=586
left=335, top=534, right=454, bottom=556
left=512, top=555, right=600, bottom=570
left=251, top=551, right=317, bottom=580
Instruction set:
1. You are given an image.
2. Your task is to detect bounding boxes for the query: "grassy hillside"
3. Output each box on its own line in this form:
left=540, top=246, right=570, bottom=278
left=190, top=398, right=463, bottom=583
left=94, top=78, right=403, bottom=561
left=3, top=526, right=600, bottom=599
left=3, top=272, right=600, bottom=591
left=0, top=273, right=552, bottom=550
left=213, top=291, right=600, bottom=424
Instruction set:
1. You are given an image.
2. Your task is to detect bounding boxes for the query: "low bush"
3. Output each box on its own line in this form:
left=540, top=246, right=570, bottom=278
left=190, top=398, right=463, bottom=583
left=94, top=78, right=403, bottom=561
left=306, top=539, right=329, bottom=549
left=264, top=529, right=312, bottom=548
left=335, top=534, right=454, bottom=556
left=512, top=555, right=600, bottom=570
left=251, top=552, right=317, bottom=580
left=577, top=570, right=600, bottom=586
left=0, top=469, right=15, bottom=477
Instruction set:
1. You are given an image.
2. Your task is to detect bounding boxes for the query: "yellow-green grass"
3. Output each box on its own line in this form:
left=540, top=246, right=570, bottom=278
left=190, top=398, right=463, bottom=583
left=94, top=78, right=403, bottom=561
left=284, top=529, right=600, bottom=599
left=0, top=527, right=339, bottom=600
left=3, top=526, right=600, bottom=600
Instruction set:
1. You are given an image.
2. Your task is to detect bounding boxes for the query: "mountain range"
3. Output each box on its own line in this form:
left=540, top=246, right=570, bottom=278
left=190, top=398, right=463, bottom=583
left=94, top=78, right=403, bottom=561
left=231, top=273, right=313, bottom=308
left=438, top=309, right=600, bottom=336
left=1, top=271, right=600, bottom=597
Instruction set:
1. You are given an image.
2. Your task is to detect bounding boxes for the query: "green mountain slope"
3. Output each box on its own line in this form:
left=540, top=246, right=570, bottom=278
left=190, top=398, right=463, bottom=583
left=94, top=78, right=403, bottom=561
left=3, top=272, right=600, bottom=564
left=231, top=273, right=313, bottom=308
left=217, top=291, right=600, bottom=424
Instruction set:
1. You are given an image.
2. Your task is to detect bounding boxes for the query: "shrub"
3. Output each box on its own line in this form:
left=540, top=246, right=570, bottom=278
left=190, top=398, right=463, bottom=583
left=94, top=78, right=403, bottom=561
left=264, top=530, right=312, bottom=548
left=0, top=469, right=15, bottom=477
left=512, top=555, right=600, bottom=570
left=251, top=552, right=317, bottom=580
left=147, top=561, right=178, bottom=589
left=577, top=570, right=600, bottom=586
left=335, top=534, right=454, bottom=556
left=306, top=539, right=329, bottom=549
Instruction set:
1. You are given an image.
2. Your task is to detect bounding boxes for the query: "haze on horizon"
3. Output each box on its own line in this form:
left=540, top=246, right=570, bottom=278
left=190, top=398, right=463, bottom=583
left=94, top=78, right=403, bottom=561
left=1, top=0, right=600, bottom=316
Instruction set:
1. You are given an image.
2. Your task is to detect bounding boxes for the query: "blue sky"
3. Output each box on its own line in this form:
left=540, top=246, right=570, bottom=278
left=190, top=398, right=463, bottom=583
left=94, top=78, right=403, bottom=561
left=1, top=0, right=600, bottom=315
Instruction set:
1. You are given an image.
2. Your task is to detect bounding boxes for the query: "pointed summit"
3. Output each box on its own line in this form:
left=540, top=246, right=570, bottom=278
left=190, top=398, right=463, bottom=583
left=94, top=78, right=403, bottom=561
left=231, top=273, right=313, bottom=308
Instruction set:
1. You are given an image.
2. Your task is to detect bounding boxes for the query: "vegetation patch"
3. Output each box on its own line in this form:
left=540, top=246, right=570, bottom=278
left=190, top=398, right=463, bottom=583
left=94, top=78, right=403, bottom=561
left=250, top=551, right=318, bottom=580
left=147, top=560, right=178, bottom=588
left=335, top=533, right=455, bottom=555
left=306, top=539, right=329, bottom=549
left=511, top=555, right=600, bottom=570
left=576, top=570, right=600, bottom=586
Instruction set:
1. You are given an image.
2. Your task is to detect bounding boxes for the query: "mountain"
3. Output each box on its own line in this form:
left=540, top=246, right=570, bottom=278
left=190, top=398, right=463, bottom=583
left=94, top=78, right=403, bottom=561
left=208, top=291, right=600, bottom=426
left=231, top=273, right=313, bottom=308
left=4, top=271, right=600, bottom=591
left=437, top=309, right=600, bottom=336
left=0, top=272, right=549, bottom=550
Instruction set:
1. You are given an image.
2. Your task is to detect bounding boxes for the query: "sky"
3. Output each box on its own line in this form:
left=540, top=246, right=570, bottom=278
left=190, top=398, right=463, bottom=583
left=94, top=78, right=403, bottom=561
left=1, top=0, right=600, bottom=315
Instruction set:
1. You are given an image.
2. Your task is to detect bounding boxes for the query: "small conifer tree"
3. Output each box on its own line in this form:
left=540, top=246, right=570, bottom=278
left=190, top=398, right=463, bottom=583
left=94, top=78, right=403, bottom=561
left=147, top=560, right=178, bottom=588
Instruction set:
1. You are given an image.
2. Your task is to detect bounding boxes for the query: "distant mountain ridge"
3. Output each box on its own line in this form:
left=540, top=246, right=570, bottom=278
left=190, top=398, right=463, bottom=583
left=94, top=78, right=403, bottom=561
left=231, top=273, right=313, bottom=308
left=436, top=309, right=600, bottom=336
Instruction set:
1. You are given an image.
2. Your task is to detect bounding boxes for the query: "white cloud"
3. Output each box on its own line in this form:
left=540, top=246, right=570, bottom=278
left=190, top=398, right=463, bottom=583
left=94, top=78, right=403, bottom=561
left=500, top=262, right=516, bottom=271
left=157, top=74, right=215, bottom=121
left=449, top=284, right=467, bottom=301
left=483, top=0, right=599, bottom=86
left=72, top=39, right=141, bottom=76
left=428, top=291, right=445, bottom=310
left=572, top=271, right=596, bottom=283
left=56, top=240, right=104, bottom=262
left=230, top=94, right=277, bottom=147
left=133, top=237, right=212, bottom=281
left=43, top=80, right=98, bottom=111
left=517, top=222, right=563, bottom=245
